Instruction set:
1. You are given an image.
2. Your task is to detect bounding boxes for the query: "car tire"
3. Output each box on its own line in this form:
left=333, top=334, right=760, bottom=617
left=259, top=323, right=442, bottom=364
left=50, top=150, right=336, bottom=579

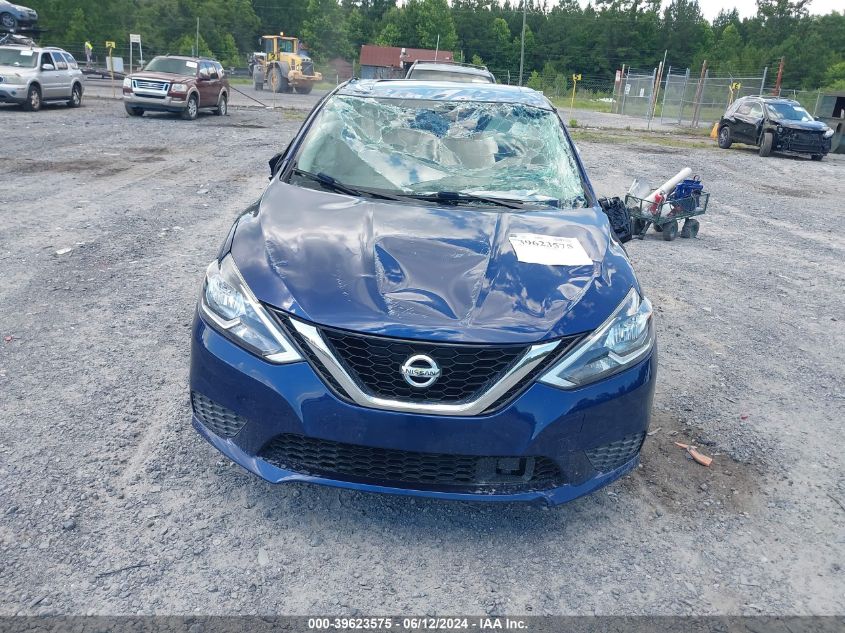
left=0, top=12, right=17, bottom=31
left=295, top=84, right=313, bottom=94
left=22, top=84, right=41, bottom=112
left=680, top=218, right=700, bottom=239
left=67, top=83, right=83, bottom=108
left=182, top=94, right=199, bottom=121
left=759, top=131, right=773, bottom=157
left=215, top=93, right=228, bottom=116
left=661, top=220, right=678, bottom=241
left=125, top=104, right=144, bottom=117
left=717, top=125, right=732, bottom=149
left=811, top=154, right=824, bottom=161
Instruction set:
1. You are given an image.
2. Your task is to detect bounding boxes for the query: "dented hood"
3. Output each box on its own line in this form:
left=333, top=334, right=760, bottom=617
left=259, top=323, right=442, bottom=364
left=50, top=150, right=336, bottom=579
left=230, top=182, right=636, bottom=343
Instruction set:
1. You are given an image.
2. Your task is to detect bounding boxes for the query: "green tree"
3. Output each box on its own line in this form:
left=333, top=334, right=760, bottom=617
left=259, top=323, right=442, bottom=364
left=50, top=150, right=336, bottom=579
left=302, top=0, right=351, bottom=60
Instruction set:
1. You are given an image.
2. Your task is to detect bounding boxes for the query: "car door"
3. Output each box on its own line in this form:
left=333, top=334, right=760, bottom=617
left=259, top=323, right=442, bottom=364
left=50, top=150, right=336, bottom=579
left=38, top=52, right=62, bottom=99
left=731, top=101, right=757, bottom=143
left=197, top=61, right=216, bottom=107
left=52, top=52, right=72, bottom=97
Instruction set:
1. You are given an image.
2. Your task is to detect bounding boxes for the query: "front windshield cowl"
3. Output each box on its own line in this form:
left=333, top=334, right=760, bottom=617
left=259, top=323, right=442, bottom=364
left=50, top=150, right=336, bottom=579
left=289, top=94, right=588, bottom=208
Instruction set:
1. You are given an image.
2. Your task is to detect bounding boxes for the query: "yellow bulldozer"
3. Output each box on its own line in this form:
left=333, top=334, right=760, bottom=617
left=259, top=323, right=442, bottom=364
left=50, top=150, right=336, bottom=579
left=251, top=33, right=322, bottom=94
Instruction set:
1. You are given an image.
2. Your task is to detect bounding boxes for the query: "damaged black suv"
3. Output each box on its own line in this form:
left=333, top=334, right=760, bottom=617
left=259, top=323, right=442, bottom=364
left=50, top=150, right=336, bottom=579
left=717, top=96, right=833, bottom=160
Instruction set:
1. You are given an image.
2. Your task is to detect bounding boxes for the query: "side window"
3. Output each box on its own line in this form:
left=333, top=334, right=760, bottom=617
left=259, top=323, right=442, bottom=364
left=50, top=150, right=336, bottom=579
left=215, top=62, right=224, bottom=78
left=63, top=53, right=78, bottom=69
left=40, top=52, right=54, bottom=69
left=207, top=62, right=219, bottom=80
left=748, top=103, right=763, bottom=118
left=54, top=53, right=68, bottom=70
left=737, top=103, right=751, bottom=115
left=200, top=61, right=214, bottom=78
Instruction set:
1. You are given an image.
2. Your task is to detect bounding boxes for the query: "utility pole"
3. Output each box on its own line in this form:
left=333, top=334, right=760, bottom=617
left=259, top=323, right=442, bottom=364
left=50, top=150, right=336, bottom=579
left=519, top=0, right=527, bottom=86
left=773, top=56, right=784, bottom=96
left=195, top=17, right=199, bottom=57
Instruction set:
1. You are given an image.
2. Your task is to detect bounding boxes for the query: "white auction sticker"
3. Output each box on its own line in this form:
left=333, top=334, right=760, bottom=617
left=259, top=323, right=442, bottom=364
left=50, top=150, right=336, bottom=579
left=509, top=233, right=593, bottom=266
left=186, top=61, right=198, bottom=68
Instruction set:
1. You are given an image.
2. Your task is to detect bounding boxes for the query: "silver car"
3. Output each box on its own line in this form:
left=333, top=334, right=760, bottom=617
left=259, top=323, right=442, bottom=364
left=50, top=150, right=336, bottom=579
left=0, top=45, right=84, bottom=111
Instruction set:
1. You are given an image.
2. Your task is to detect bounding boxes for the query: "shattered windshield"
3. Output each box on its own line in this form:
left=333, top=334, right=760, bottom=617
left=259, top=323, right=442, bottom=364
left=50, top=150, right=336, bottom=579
left=293, top=95, right=586, bottom=207
left=766, top=102, right=813, bottom=122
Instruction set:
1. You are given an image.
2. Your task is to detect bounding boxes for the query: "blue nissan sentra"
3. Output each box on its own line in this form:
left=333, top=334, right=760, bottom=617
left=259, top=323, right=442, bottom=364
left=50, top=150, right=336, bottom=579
left=190, top=80, right=656, bottom=506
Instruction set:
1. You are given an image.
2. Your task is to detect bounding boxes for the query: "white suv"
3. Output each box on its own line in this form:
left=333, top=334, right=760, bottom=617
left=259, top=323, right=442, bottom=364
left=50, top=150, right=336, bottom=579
left=0, top=45, right=84, bottom=111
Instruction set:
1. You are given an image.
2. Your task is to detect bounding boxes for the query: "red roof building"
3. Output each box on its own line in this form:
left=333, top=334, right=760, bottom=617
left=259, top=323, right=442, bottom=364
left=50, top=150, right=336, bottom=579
left=359, top=45, right=454, bottom=78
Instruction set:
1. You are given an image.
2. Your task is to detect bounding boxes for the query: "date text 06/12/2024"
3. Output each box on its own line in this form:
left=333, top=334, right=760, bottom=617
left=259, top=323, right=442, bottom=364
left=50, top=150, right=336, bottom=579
left=307, top=617, right=529, bottom=630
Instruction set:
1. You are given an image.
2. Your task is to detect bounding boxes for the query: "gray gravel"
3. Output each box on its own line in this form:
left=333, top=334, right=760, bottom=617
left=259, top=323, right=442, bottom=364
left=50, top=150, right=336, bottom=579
left=0, top=97, right=843, bottom=616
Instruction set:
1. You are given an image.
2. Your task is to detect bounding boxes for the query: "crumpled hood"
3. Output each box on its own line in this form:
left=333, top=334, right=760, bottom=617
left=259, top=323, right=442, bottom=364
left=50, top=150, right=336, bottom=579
left=230, top=182, right=636, bottom=343
left=775, top=119, right=828, bottom=132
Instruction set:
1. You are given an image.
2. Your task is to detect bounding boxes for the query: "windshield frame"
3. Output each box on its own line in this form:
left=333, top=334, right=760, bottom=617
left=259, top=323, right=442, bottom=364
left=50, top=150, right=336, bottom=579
left=142, top=56, right=198, bottom=76
left=281, top=91, right=594, bottom=210
left=765, top=101, right=814, bottom=122
left=0, top=47, right=39, bottom=68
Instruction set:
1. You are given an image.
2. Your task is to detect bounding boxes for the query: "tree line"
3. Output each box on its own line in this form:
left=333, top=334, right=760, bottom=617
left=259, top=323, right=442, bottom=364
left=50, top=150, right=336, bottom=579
left=23, top=0, right=845, bottom=90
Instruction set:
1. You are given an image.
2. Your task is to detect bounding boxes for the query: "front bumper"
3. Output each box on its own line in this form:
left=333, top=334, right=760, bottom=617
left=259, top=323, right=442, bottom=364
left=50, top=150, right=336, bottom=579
left=189, top=314, right=656, bottom=506
left=123, top=92, right=187, bottom=112
left=0, top=83, right=27, bottom=104
left=289, top=70, right=322, bottom=83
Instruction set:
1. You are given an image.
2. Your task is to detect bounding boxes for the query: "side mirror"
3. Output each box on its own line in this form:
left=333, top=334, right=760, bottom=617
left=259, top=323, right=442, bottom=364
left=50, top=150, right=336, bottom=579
left=268, top=152, right=284, bottom=178
left=41, top=63, right=55, bottom=71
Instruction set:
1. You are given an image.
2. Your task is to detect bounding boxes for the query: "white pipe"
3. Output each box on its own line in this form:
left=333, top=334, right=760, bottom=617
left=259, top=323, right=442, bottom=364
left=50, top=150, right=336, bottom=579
left=645, top=167, right=692, bottom=203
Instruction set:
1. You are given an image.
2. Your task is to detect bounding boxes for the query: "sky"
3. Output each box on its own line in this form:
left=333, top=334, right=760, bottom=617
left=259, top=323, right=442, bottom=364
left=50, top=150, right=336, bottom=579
left=577, top=0, right=842, bottom=21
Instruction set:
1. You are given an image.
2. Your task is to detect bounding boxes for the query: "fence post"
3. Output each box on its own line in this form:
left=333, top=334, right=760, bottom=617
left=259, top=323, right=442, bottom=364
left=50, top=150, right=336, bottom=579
left=691, top=60, right=707, bottom=127
left=659, top=65, right=671, bottom=124
left=760, top=66, right=768, bottom=95
left=620, top=67, right=629, bottom=116
left=678, top=67, right=690, bottom=125
left=813, top=90, right=821, bottom=116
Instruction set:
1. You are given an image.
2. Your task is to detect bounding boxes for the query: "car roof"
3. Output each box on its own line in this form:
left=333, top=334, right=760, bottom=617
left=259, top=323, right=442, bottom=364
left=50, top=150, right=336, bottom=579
left=410, top=62, right=492, bottom=76
left=0, top=45, right=66, bottom=53
left=740, top=95, right=800, bottom=104
left=337, top=79, right=553, bottom=110
left=152, top=54, right=219, bottom=63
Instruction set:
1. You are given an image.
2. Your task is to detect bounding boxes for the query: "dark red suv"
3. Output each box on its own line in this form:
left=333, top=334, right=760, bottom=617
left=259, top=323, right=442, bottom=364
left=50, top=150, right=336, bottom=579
left=123, top=55, right=229, bottom=120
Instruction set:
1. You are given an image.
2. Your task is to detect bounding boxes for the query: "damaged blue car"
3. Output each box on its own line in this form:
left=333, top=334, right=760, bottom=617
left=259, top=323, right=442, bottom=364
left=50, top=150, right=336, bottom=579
left=189, top=80, right=656, bottom=506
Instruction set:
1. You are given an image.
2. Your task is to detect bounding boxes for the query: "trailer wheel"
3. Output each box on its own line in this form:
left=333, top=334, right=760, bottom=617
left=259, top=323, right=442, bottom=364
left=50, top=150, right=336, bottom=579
left=652, top=222, right=662, bottom=232
left=632, top=218, right=648, bottom=237
left=680, top=218, right=700, bottom=238
left=661, top=220, right=679, bottom=241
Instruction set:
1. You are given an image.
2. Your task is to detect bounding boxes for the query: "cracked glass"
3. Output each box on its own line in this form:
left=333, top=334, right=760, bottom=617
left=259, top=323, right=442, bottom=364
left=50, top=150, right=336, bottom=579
left=295, top=95, right=586, bottom=207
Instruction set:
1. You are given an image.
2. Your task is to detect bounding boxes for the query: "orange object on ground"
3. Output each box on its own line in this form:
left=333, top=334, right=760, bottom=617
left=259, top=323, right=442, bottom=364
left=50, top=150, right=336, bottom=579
left=674, top=442, right=713, bottom=467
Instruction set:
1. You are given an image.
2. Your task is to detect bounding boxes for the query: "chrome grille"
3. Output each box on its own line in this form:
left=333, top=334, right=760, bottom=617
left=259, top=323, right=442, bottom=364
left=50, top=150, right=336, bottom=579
left=132, top=79, right=169, bottom=92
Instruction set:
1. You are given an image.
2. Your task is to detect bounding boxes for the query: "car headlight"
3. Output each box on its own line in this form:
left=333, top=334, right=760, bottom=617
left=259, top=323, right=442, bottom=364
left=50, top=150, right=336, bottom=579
left=170, top=83, right=188, bottom=93
left=123, top=77, right=131, bottom=88
left=823, top=128, right=834, bottom=138
left=199, top=255, right=301, bottom=364
left=539, top=288, right=654, bottom=389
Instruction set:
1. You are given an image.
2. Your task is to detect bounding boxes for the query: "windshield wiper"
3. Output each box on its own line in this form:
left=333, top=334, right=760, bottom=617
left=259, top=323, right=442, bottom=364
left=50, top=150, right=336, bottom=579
left=291, top=169, right=410, bottom=202
left=409, top=191, right=548, bottom=210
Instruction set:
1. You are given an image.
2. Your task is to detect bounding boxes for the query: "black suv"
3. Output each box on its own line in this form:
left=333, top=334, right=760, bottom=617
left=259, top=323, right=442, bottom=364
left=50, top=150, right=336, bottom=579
left=717, top=96, right=833, bottom=160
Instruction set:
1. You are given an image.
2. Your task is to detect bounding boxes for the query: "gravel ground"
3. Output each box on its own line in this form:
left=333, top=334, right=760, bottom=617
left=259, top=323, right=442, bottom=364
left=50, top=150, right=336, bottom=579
left=1, top=96, right=844, bottom=617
